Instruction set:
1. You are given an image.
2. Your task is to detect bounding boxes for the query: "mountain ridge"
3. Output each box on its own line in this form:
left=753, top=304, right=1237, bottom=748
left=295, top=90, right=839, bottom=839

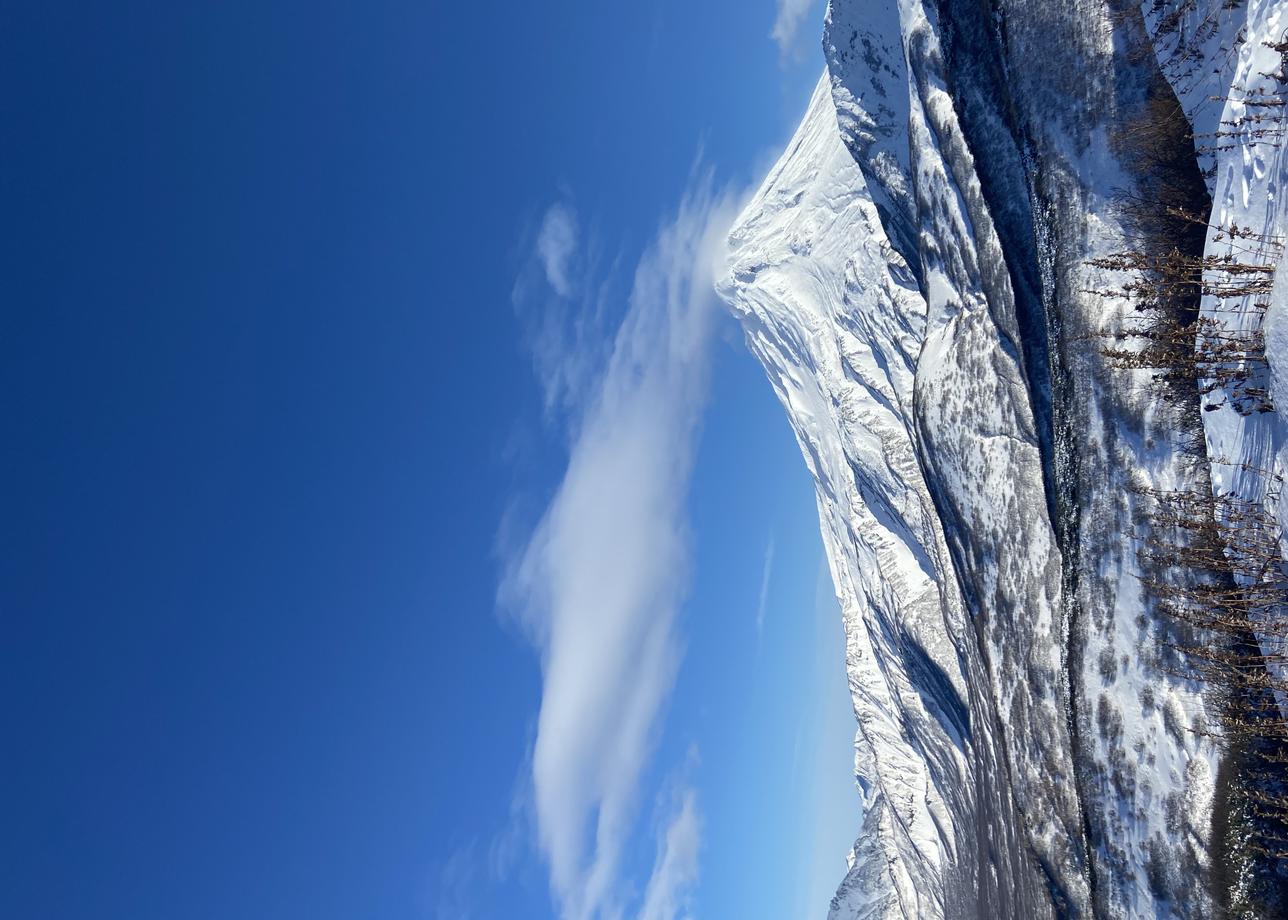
left=720, top=0, right=1288, bottom=915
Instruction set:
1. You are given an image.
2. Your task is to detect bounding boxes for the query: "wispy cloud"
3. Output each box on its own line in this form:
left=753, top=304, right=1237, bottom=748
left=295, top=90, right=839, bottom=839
left=434, top=842, right=480, bottom=920
left=427, top=756, right=539, bottom=919
left=755, top=536, right=776, bottom=642
left=513, top=202, right=618, bottom=420
left=770, top=0, right=815, bottom=56
left=639, top=789, right=702, bottom=920
left=537, top=203, right=579, bottom=298
left=502, top=172, right=741, bottom=920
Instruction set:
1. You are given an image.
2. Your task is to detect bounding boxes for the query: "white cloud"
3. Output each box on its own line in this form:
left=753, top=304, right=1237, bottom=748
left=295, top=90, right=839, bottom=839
left=513, top=205, right=618, bottom=420
left=537, top=203, right=579, bottom=298
left=434, top=843, right=479, bottom=920
left=502, top=173, right=740, bottom=920
left=770, top=0, right=815, bottom=55
left=639, top=790, right=702, bottom=920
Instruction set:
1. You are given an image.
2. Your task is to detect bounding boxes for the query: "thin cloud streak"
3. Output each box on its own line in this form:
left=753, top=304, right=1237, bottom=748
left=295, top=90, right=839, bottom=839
left=639, top=789, right=702, bottom=920
left=513, top=202, right=616, bottom=420
left=755, top=536, right=776, bottom=641
left=770, top=0, right=815, bottom=55
left=502, top=172, right=742, bottom=920
left=537, top=203, right=579, bottom=298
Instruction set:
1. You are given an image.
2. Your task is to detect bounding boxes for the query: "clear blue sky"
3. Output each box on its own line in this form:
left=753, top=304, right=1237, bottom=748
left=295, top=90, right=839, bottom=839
left=2, top=2, right=855, bottom=918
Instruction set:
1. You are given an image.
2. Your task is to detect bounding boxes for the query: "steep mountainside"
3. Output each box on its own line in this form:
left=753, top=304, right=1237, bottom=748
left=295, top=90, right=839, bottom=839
left=720, top=0, right=1288, bottom=917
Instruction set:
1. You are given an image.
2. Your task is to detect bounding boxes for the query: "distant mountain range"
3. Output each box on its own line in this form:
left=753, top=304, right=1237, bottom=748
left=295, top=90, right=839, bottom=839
left=720, top=0, right=1288, bottom=916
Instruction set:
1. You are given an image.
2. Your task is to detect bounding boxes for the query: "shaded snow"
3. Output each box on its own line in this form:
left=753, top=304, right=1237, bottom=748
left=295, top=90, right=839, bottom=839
left=715, top=0, right=1282, bottom=915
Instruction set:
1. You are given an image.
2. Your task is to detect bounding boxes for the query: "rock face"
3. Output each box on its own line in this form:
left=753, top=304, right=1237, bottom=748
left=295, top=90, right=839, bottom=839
left=721, top=0, right=1288, bottom=916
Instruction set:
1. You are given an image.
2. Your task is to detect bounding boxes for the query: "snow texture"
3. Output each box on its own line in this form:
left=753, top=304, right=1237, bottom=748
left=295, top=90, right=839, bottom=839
left=716, top=0, right=1288, bottom=915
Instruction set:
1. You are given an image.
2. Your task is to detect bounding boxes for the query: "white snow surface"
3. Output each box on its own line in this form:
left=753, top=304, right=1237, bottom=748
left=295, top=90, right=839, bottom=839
left=1140, top=0, right=1248, bottom=189
left=1190, top=0, right=1288, bottom=709
left=722, top=65, right=1072, bottom=920
left=715, top=0, right=1283, bottom=916
left=724, top=73, right=985, bottom=920
left=1197, top=0, right=1288, bottom=524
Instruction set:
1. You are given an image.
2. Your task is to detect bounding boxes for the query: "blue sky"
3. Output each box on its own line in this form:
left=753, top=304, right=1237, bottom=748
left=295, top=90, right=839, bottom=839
left=3, top=1, right=856, bottom=918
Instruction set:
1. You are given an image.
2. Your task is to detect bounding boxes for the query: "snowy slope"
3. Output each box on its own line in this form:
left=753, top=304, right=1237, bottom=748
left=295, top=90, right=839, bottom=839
left=721, top=72, right=1056, bottom=920
left=1194, top=0, right=1287, bottom=531
left=716, top=0, right=1279, bottom=916
left=1190, top=5, right=1288, bottom=907
left=1140, top=0, right=1247, bottom=187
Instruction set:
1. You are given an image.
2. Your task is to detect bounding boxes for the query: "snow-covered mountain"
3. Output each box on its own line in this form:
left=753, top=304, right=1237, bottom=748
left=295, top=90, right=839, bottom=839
left=719, top=0, right=1288, bottom=916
